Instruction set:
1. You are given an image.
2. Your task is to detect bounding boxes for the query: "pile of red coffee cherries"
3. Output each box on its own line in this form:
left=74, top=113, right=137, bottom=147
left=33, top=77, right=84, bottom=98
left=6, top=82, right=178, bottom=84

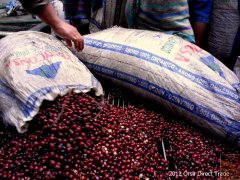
left=0, top=91, right=239, bottom=179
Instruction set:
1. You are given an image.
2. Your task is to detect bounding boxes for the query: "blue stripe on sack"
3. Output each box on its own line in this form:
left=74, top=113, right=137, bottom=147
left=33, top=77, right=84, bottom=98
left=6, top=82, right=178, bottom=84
left=83, top=62, right=240, bottom=139
left=0, top=80, right=35, bottom=114
left=0, top=81, right=15, bottom=98
left=233, top=83, right=240, bottom=89
left=139, top=10, right=189, bottom=19
left=21, top=85, right=92, bottom=117
left=84, top=38, right=240, bottom=103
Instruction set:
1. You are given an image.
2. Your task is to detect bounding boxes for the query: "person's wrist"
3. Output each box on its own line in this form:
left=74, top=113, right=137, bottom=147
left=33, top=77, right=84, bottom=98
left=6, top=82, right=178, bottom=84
left=51, top=20, right=66, bottom=32
left=37, top=3, right=63, bottom=30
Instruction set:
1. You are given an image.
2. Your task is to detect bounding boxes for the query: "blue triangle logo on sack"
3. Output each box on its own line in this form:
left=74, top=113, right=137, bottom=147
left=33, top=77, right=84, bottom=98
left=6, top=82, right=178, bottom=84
left=200, top=55, right=226, bottom=79
left=26, top=62, right=62, bottom=79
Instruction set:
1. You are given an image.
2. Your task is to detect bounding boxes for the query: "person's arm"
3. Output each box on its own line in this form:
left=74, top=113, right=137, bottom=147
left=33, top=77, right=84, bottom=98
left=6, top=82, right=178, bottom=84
left=191, top=22, right=208, bottom=48
left=38, top=3, right=84, bottom=51
left=19, top=0, right=84, bottom=51
left=188, top=0, right=213, bottom=48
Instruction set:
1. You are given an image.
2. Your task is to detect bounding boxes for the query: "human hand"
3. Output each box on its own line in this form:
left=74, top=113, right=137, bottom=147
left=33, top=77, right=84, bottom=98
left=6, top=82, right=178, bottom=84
left=52, top=21, right=84, bottom=51
left=36, top=3, right=84, bottom=51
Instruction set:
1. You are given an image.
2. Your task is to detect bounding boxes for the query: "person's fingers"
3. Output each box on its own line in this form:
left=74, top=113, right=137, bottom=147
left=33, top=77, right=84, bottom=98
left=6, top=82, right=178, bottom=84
left=54, top=22, right=84, bottom=51
left=76, top=41, right=81, bottom=51
left=74, top=36, right=84, bottom=51
left=79, top=38, right=84, bottom=51
left=65, top=39, right=72, bottom=47
left=74, top=31, right=83, bottom=51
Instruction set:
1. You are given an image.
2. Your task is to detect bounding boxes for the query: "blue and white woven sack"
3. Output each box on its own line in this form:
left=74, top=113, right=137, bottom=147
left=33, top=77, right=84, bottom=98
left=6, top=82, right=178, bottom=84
left=74, top=27, right=240, bottom=147
left=0, top=31, right=103, bottom=133
left=234, top=57, right=240, bottom=80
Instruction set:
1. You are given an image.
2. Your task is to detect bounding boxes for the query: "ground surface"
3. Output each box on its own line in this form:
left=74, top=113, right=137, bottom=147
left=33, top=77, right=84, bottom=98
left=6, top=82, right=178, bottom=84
left=0, top=1, right=41, bottom=32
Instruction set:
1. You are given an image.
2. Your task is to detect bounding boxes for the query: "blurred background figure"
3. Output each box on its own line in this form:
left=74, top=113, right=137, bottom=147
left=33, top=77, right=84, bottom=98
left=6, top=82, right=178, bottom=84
left=125, top=0, right=195, bottom=43
left=188, top=0, right=213, bottom=48
left=62, top=0, right=101, bottom=35
left=62, top=0, right=91, bottom=35
left=125, top=0, right=213, bottom=47
left=207, top=0, right=240, bottom=70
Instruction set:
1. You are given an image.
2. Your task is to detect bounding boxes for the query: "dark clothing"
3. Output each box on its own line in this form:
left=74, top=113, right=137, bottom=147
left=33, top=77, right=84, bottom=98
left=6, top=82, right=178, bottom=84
left=62, top=0, right=102, bottom=20
left=62, top=0, right=91, bottom=21
left=62, top=0, right=102, bottom=34
left=188, top=0, right=213, bottom=23
left=18, top=0, right=49, bottom=14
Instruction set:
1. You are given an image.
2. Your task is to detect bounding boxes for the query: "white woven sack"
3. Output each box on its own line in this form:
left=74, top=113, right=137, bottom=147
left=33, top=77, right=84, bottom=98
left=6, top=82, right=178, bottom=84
left=0, top=31, right=103, bottom=133
left=73, top=27, right=240, bottom=147
left=234, top=57, right=240, bottom=81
